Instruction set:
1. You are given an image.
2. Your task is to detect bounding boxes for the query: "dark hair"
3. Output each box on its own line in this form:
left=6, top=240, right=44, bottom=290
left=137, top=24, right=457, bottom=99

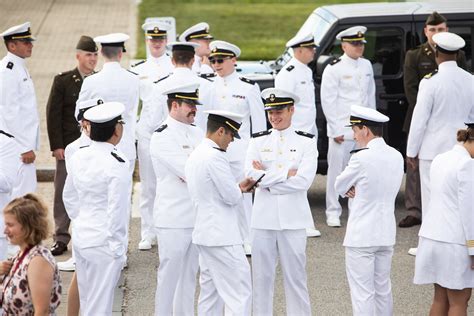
left=4, top=194, right=50, bottom=246
left=101, top=46, right=121, bottom=59
left=456, top=127, right=474, bottom=143
left=167, top=98, right=183, bottom=111
left=354, top=124, right=383, bottom=137
left=207, top=118, right=232, bottom=135
left=90, top=123, right=116, bottom=141
left=172, top=50, right=194, bottom=65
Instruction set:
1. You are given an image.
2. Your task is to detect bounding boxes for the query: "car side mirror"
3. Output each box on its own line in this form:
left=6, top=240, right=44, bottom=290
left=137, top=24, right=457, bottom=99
left=316, top=55, right=336, bottom=78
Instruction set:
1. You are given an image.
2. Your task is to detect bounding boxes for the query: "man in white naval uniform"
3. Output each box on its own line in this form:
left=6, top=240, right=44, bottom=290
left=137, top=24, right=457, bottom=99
left=0, top=123, right=20, bottom=260
left=246, top=88, right=317, bottom=315
left=335, top=105, right=403, bottom=316
left=137, top=42, right=210, bottom=250
left=406, top=32, right=474, bottom=256
left=275, top=32, right=321, bottom=238
left=186, top=110, right=256, bottom=315
left=63, top=102, right=130, bottom=316
left=132, top=22, right=174, bottom=250
left=58, top=97, right=103, bottom=272
left=150, top=82, right=204, bottom=315
left=179, top=22, right=214, bottom=75
left=76, top=33, right=139, bottom=175
left=0, top=22, right=39, bottom=197
left=321, top=26, right=376, bottom=227
left=207, top=40, right=267, bottom=254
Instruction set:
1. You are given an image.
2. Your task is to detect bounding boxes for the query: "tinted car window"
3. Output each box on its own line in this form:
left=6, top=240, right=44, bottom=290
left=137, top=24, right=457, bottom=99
left=447, top=25, right=472, bottom=71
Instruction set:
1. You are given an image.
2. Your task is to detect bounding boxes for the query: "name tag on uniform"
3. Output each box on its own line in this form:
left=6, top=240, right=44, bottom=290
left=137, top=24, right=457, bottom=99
left=232, top=94, right=245, bottom=99
left=261, top=148, right=272, bottom=152
left=300, top=81, right=307, bottom=84
left=342, top=75, right=352, bottom=79
left=23, top=78, right=28, bottom=81
left=183, top=145, right=190, bottom=149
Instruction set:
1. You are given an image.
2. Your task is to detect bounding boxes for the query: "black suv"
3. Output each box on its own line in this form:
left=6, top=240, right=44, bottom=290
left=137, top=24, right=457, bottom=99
left=245, top=1, right=474, bottom=173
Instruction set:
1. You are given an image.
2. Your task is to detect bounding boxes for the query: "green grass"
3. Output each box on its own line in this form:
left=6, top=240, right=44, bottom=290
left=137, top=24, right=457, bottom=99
left=137, top=0, right=385, bottom=60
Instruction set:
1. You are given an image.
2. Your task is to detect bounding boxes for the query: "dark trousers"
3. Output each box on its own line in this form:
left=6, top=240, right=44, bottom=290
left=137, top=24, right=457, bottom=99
left=405, top=159, right=422, bottom=219
left=53, top=159, right=71, bottom=244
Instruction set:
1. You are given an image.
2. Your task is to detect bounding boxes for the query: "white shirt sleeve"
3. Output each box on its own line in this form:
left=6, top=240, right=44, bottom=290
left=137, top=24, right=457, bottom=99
left=209, top=152, right=243, bottom=206
left=458, top=159, right=474, bottom=256
left=248, top=83, right=267, bottom=134
left=335, top=153, right=364, bottom=197
left=406, top=79, right=434, bottom=158
left=321, top=66, right=342, bottom=137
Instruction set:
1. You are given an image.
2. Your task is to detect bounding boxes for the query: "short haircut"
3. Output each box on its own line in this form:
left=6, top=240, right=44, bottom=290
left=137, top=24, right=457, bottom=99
left=354, top=124, right=383, bottom=137
left=4, top=194, right=50, bottom=246
left=167, top=98, right=180, bottom=111
left=172, top=50, right=194, bottom=65
left=206, top=118, right=232, bottom=135
left=90, top=123, right=116, bottom=141
left=101, top=46, right=122, bottom=59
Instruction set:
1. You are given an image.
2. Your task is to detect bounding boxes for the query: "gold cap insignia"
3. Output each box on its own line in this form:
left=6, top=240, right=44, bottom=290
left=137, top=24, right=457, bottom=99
left=269, top=94, right=276, bottom=102
left=357, top=31, right=363, bottom=37
left=154, top=27, right=159, bottom=34
left=196, top=89, right=199, bottom=98
left=212, top=47, right=217, bottom=53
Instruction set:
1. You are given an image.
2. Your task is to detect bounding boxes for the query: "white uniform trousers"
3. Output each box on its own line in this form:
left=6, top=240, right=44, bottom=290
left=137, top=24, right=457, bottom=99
left=251, top=229, right=311, bottom=316
left=197, top=245, right=252, bottom=315
left=137, top=138, right=156, bottom=240
left=418, top=159, right=432, bottom=219
left=155, top=228, right=198, bottom=316
left=11, top=162, right=36, bottom=198
left=345, top=246, right=394, bottom=316
left=74, top=244, right=125, bottom=316
left=229, top=160, right=252, bottom=244
left=325, top=139, right=354, bottom=220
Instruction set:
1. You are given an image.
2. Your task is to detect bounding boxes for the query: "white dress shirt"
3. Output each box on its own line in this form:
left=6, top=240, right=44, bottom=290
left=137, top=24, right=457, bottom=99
left=139, top=67, right=212, bottom=138
left=206, top=71, right=267, bottom=161
left=245, top=127, right=317, bottom=230
left=76, top=62, right=140, bottom=160
left=321, top=53, right=376, bottom=139
left=64, top=133, right=91, bottom=164
left=132, top=54, right=174, bottom=105
left=406, top=61, right=474, bottom=160
left=0, top=52, right=39, bottom=153
left=335, top=138, right=404, bottom=247
left=185, top=138, right=244, bottom=246
left=419, top=145, right=474, bottom=254
left=150, top=116, right=204, bottom=228
left=192, top=55, right=214, bottom=75
left=274, top=57, right=317, bottom=135
left=0, top=131, right=19, bottom=212
left=63, top=141, right=131, bottom=257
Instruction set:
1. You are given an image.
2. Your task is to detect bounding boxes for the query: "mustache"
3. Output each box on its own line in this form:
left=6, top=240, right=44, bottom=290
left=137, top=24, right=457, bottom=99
left=187, top=111, right=196, bottom=117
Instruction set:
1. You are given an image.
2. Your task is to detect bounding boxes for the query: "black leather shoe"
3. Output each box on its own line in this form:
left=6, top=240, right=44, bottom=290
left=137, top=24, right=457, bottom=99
left=50, top=241, right=67, bottom=256
left=398, top=215, right=422, bottom=228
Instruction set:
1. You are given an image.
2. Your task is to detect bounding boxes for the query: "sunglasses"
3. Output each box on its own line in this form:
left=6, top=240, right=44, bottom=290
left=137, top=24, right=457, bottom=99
left=209, top=57, right=232, bottom=64
left=348, top=41, right=365, bottom=47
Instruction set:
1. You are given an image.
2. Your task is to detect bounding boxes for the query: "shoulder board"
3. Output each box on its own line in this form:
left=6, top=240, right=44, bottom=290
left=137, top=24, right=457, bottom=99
left=213, top=146, right=226, bottom=152
left=200, top=73, right=216, bottom=79
left=111, top=151, right=125, bottom=163
left=79, top=145, right=90, bottom=149
left=6, top=62, right=13, bottom=70
left=154, top=75, right=170, bottom=84
left=154, top=124, right=168, bottom=133
left=285, top=65, right=295, bottom=72
left=127, top=69, right=138, bottom=75
left=190, top=123, right=196, bottom=127
left=131, top=60, right=145, bottom=68
left=295, top=130, right=315, bottom=138
left=239, top=77, right=256, bottom=85
left=252, top=130, right=272, bottom=138
left=0, top=130, right=14, bottom=138
left=424, top=69, right=438, bottom=79
left=84, top=71, right=98, bottom=79
left=350, top=148, right=368, bottom=154
left=330, top=58, right=341, bottom=66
